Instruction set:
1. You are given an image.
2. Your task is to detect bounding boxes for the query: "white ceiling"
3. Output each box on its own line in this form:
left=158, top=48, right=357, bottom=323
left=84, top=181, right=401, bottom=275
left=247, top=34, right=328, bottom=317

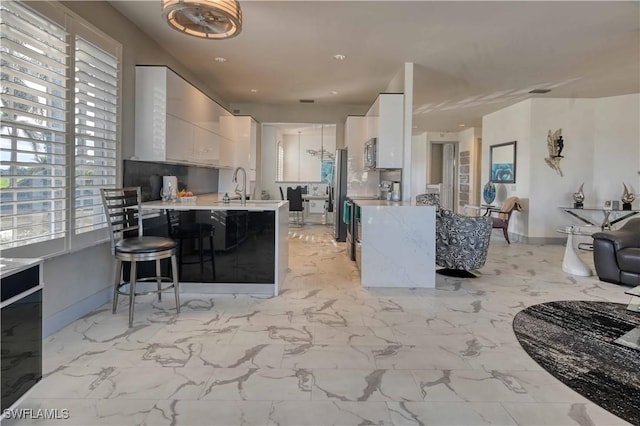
left=109, top=1, right=640, bottom=132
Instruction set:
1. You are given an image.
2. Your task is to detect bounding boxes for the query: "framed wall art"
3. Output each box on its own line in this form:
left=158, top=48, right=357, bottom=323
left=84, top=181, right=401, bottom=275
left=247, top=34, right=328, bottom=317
left=490, top=141, right=517, bottom=183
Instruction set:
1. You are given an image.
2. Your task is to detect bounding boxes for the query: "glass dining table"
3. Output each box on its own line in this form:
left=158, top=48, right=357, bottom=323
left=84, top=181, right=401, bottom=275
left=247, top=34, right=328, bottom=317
left=559, top=206, right=639, bottom=230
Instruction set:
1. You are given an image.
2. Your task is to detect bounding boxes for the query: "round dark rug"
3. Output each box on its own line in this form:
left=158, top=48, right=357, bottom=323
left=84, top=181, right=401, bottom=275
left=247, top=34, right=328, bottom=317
left=513, top=301, right=640, bottom=425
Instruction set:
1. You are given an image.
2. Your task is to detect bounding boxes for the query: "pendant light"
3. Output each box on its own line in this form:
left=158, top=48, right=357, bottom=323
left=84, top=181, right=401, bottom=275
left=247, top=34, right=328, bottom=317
left=162, top=0, right=242, bottom=39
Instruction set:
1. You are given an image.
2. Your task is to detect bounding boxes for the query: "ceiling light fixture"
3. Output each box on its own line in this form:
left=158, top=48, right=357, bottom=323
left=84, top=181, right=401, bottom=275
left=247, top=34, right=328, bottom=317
left=332, top=54, right=346, bottom=61
left=250, top=89, right=258, bottom=93
left=214, top=56, right=227, bottom=62
left=162, top=0, right=242, bottom=40
left=330, top=91, right=338, bottom=95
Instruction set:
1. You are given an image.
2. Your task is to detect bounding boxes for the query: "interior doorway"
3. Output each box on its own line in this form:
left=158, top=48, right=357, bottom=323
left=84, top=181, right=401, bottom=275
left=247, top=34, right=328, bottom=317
left=429, top=141, right=458, bottom=211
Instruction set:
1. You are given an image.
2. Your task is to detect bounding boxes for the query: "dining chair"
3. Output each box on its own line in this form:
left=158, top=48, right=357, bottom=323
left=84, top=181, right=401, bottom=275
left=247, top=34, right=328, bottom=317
left=101, top=187, right=180, bottom=327
left=484, top=196, right=523, bottom=244
left=286, top=186, right=304, bottom=225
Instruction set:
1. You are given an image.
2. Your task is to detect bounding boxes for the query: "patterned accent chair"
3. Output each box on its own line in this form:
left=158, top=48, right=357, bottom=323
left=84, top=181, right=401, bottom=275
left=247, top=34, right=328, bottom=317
left=436, top=208, right=492, bottom=277
left=415, top=193, right=440, bottom=207
left=415, top=194, right=492, bottom=277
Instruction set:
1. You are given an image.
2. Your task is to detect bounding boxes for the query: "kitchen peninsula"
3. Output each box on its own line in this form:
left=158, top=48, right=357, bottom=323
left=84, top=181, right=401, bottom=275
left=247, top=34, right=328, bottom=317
left=354, top=200, right=436, bottom=288
left=141, top=195, right=288, bottom=296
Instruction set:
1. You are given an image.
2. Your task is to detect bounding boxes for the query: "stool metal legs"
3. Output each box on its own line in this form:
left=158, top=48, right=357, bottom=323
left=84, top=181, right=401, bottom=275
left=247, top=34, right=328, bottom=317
left=112, top=254, right=180, bottom=328
left=128, top=260, right=137, bottom=328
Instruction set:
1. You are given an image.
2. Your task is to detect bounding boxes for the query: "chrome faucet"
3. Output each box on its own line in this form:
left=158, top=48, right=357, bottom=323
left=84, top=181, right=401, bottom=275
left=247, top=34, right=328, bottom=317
left=232, top=166, right=247, bottom=204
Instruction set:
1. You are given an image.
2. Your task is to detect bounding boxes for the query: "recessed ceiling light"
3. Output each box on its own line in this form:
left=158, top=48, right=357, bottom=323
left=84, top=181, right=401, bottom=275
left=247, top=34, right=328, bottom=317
left=214, top=57, right=227, bottom=63
left=250, top=89, right=258, bottom=93
left=330, top=90, right=338, bottom=95
left=459, top=124, right=466, bottom=127
left=332, top=54, right=346, bottom=61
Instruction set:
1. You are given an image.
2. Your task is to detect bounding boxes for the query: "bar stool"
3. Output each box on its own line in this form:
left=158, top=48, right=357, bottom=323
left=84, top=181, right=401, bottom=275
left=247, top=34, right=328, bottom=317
left=166, top=210, right=216, bottom=280
left=100, top=187, right=180, bottom=327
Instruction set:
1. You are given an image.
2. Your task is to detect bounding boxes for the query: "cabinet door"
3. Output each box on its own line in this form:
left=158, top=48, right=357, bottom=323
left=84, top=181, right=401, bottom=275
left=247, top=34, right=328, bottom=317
left=345, top=116, right=366, bottom=172
left=166, top=114, right=193, bottom=162
left=218, top=136, right=234, bottom=168
left=376, top=94, right=403, bottom=169
left=193, top=125, right=219, bottom=165
left=233, top=116, right=251, bottom=171
left=249, top=119, right=257, bottom=171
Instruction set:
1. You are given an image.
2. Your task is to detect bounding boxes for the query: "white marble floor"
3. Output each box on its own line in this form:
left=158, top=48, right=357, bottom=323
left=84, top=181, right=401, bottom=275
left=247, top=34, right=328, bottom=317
left=7, top=226, right=632, bottom=425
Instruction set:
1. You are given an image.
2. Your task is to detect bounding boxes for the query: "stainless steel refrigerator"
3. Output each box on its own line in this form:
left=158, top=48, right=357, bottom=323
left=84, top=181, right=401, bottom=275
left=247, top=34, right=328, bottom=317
left=333, top=148, right=348, bottom=241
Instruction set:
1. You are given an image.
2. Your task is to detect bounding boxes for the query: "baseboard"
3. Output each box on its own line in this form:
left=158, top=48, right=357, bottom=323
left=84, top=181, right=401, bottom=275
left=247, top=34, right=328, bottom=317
left=503, top=232, right=566, bottom=245
left=43, top=287, right=112, bottom=337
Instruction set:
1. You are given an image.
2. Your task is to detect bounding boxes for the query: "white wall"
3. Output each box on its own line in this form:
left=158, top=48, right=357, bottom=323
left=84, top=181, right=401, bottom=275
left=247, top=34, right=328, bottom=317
left=592, top=94, right=640, bottom=201
left=528, top=98, right=595, bottom=238
left=482, top=94, right=640, bottom=241
left=482, top=100, right=532, bottom=238
left=411, top=132, right=428, bottom=200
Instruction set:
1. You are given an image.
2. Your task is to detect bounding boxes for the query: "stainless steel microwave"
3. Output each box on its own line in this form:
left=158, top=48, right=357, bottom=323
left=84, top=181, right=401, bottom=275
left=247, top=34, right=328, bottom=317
left=364, top=138, right=377, bottom=169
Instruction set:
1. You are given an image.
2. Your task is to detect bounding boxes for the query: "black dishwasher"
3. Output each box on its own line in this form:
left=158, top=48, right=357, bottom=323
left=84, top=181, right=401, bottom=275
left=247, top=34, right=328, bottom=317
left=1, top=262, right=42, bottom=412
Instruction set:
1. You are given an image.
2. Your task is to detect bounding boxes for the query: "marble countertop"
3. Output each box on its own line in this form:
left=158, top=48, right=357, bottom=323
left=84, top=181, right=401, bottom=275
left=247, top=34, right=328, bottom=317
left=0, top=257, right=43, bottom=280
left=353, top=199, right=431, bottom=207
left=141, top=193, right=287, bottom=211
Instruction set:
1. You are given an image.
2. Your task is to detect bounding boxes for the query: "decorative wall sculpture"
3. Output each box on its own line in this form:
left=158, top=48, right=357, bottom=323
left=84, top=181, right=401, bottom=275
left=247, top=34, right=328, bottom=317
left=545, top=128, right=564, bottom=176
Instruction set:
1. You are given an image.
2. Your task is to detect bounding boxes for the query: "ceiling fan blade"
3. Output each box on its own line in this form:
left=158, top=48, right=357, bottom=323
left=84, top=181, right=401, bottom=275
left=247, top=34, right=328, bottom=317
left=177, top=8, right=232, bottom=34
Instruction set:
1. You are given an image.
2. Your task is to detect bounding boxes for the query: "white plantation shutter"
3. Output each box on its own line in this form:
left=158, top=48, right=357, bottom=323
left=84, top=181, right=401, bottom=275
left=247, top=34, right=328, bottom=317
left=1, top=1, right=121, bottom=257
left=0, top=1, right=69, bottom=252
left=73, top=35, right=118, bottom=236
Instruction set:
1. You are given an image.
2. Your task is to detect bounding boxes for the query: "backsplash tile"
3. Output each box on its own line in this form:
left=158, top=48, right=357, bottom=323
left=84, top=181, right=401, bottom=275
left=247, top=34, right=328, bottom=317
left=123, top=160, right=219, bottom=201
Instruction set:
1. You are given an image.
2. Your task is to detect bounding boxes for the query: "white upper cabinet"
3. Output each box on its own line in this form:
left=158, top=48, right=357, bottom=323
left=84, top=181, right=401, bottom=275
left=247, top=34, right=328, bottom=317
left=135, top=66, right=231, bottom=166
left=366, top=93, right=404, bottom=169
left=345, top=115, right=366, bottom=172
left=233, top=116, right=256, bottom=171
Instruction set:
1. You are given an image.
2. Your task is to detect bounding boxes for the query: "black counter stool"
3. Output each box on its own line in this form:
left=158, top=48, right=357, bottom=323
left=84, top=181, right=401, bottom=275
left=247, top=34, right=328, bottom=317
left=100, top=187, right=180, bottom=327
left=166, top=210, right=216, bottom=280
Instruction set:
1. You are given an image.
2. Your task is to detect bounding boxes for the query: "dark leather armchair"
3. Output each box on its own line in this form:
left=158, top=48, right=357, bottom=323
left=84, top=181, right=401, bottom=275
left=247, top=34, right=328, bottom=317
left=592, top=218, right=640, bottom=286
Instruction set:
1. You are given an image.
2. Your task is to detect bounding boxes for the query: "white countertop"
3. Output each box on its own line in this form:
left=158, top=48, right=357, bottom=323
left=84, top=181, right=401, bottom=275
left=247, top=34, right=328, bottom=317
left=141, top=193, right=287, bottom=211
left=0, top=257, right=43, bottom=280
left=353, top=199, right=420, bottom=207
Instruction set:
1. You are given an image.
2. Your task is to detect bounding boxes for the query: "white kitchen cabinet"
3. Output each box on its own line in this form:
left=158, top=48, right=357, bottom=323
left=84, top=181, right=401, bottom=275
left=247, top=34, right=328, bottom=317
left=193, top=125, right=219, bottom=165
left=366, top=93, right=404, bottom=169
left=135, top=66, right=233, bottom=167
left=345, top=115, right=366, bottom=172
left=165, top=114, right=193, bottom=162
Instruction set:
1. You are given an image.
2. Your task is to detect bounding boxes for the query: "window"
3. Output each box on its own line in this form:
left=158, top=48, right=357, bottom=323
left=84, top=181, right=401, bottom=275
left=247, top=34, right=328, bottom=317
left=0, top=1, right=121, bottom=256
left=73, top=36, right=118, bottom=236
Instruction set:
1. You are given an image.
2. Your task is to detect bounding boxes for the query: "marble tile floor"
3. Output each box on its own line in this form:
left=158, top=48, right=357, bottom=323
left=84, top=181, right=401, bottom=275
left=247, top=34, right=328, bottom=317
left=6, top=226, right=633, bottom=425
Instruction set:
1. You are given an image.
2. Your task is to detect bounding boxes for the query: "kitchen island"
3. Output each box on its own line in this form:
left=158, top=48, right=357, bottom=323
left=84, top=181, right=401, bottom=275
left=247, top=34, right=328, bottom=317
left=140, top=195, right=288, bottom=296
left=354, top=199, right=436, bottom=288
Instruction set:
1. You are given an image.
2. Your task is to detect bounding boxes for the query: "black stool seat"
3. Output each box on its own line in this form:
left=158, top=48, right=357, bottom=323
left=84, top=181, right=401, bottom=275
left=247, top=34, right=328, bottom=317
left=116, top=236, right=176, bottom=254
